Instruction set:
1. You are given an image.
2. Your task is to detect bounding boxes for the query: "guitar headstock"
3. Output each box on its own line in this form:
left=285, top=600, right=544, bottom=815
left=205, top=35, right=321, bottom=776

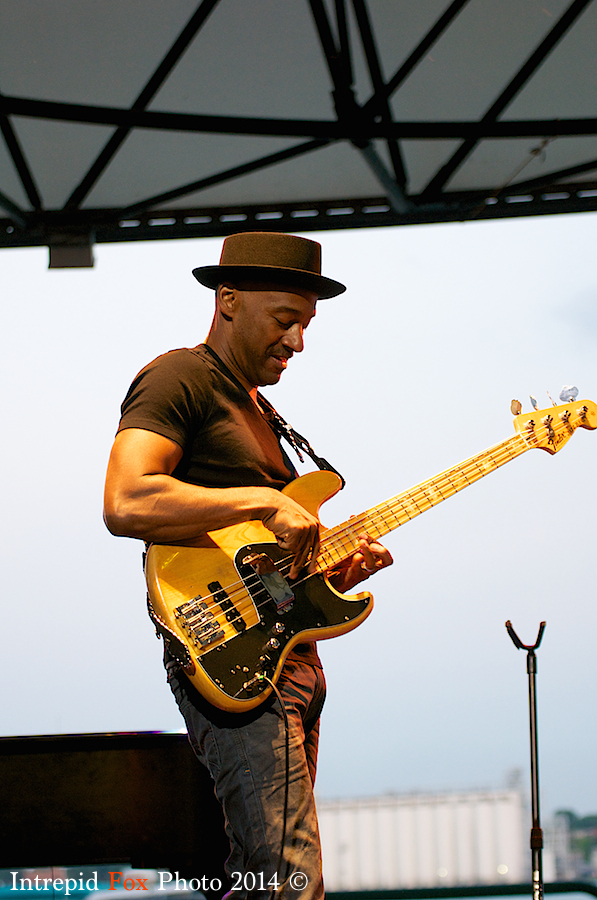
left=513, top=399, right=597, bottom=454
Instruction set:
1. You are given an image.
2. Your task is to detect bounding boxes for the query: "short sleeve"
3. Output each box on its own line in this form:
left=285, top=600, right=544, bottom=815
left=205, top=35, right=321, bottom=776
left=117, top=349, right=212, bottom=449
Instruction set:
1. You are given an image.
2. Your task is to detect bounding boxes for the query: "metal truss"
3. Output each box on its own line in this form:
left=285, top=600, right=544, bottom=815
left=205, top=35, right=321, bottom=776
left=1, top=0, right=597, bottom=255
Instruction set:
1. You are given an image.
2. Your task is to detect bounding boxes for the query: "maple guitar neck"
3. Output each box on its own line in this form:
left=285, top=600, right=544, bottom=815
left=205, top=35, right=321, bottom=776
left=315, top=400, right=596, bottom=573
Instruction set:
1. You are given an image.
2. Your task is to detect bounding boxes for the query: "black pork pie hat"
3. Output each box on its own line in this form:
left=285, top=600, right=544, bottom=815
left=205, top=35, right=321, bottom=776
left=192, top=232, right=346, bottom=299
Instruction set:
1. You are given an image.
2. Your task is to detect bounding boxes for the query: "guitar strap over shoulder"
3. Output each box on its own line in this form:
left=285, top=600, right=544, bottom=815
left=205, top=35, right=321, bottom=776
left=256, top=392, right=346, bottom=489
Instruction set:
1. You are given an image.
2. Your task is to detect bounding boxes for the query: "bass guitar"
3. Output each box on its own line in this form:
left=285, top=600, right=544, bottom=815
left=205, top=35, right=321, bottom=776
left=145, top=397, right=596, bottom=712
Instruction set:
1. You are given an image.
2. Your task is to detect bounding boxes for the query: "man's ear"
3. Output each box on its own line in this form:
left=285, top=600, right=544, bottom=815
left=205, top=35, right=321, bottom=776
left=216, top=283, right=236, bottom=321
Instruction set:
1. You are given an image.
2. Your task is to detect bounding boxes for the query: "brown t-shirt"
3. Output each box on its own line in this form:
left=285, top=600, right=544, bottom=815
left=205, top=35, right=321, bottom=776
left=118, top=343, right=321, bottom=667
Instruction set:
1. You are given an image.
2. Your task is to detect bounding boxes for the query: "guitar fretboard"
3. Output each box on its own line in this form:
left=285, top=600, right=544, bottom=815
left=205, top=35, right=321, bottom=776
left=316, top=432, right=530, bottom=573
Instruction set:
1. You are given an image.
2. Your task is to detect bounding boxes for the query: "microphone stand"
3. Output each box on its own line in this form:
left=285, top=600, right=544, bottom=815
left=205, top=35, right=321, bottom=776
left=505, top=620, right=546, bottom=900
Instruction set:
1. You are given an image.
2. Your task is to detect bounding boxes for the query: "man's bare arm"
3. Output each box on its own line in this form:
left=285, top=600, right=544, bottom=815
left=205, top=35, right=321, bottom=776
left=103, top=428, right=319, bottom=577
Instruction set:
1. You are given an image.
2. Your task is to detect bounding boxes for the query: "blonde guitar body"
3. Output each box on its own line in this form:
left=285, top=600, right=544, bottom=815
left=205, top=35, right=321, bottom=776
left=145, top=398, right=597, bottom=714
left=145, top=470, right=372, bottom=713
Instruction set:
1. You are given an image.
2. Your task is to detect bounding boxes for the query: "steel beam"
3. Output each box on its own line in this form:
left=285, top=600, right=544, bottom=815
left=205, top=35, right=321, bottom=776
left=0, top=91, right=42, bottom=210
left=422, top=0, right=596, bottom=197
left=64, top=0, right=222, bottom=209
left=3, top=96, right=597, bottom=140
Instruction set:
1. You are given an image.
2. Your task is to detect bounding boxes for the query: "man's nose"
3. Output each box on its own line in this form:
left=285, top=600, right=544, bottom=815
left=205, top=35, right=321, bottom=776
left=282, top=324, right=304, bottom=353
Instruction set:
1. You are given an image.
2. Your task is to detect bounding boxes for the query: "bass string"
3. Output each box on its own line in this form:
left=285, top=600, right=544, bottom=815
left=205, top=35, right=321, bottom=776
left=321, top=409, right=574, bottom=551
left=175, top=439, right=525, bottom=627
left=171, top=410, right=578, bottom=636
left=320, top=410, right=579, bottom=561
left=320, top=433, right=528, bottom=553
left=178, top=547, right=325, bottom=635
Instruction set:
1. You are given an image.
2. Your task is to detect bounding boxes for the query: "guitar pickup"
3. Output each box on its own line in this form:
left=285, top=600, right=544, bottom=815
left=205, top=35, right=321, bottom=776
left=242, top=552, right=294, bottom=613
left=208, top=581, right=246, bottom=633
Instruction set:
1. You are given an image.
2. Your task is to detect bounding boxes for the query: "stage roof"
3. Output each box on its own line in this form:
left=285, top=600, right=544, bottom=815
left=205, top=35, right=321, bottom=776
left=2, top=0, right=597, bottom=264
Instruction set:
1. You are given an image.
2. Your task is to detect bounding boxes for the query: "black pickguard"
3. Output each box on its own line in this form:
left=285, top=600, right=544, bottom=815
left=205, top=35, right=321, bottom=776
left=197, top=542, right=371, bottom=704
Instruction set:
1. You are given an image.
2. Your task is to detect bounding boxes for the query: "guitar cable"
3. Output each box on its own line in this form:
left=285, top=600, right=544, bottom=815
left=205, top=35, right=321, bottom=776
left=260, top=675, right=291, bottom=896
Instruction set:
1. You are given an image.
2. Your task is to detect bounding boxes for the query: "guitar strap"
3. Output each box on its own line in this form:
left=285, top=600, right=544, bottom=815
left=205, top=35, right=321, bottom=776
left=256, top=391, right=346, bottom=489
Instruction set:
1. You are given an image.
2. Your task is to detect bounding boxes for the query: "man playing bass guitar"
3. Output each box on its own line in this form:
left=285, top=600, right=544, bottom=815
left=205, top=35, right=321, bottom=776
left=104, top=232, right=392, bottom=899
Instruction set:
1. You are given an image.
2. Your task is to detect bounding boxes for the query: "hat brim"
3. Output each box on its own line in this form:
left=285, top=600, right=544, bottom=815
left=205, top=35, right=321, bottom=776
left=192, top=265, right=346, bottom=300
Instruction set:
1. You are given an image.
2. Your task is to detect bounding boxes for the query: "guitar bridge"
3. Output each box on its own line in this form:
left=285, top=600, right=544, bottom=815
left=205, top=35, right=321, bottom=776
left=175, top=596, right=225, bottom=648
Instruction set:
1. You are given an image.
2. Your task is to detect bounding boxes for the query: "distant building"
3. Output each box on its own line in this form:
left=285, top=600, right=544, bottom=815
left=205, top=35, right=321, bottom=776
left=545, top=810, right=597, bottom=880
left=318, top=788, right=527, bottom=892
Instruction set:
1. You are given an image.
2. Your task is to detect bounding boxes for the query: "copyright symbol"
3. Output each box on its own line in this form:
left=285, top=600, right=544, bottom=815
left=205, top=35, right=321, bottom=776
left=289, top=872, right=308, bottom=891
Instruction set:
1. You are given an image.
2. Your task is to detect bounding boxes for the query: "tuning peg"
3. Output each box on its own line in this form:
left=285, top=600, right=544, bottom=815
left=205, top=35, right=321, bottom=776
left=511, top=399, right=522, bottom=416
left=530, top=395, right=538, bottom=410
left=546, top=390, right=557, bottom=407
left=559, top=385, right=579, bottom=403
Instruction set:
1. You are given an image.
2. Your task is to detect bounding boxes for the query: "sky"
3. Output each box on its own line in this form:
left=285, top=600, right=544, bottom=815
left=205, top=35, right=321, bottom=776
left=1, top=211, right=596, bottom=819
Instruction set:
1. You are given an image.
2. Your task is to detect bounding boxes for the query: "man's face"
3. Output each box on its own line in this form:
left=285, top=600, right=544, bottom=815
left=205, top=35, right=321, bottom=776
left=222, top=281, right=318, bottom=389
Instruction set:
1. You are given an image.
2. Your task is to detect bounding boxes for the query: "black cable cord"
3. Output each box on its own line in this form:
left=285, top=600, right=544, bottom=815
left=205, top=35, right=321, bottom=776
left=261, top=675, right=290, bottom=896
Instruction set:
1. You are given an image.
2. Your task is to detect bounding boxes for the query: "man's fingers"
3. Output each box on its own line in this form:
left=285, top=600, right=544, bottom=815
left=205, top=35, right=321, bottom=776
left=358, top=533, right=393, bottom=574
left=288, top=525, right=319, bottom=579
left=262, top=495, right=320, bottom=579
